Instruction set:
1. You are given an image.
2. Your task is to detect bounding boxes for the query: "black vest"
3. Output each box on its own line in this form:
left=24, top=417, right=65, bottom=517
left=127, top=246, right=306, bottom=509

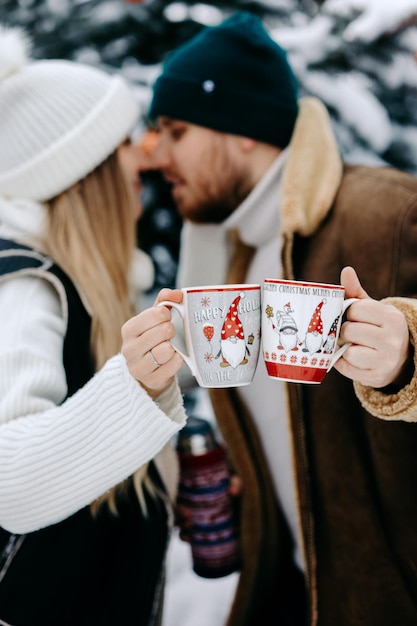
left=0, top=239, right=169, bottom=626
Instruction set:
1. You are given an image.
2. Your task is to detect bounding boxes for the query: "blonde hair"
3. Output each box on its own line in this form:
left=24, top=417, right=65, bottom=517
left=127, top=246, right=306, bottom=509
left=43, top=150, right=153, bottom=515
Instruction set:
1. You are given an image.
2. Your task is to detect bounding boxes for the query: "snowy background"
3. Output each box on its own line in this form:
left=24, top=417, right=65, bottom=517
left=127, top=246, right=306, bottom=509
left=3, top=0, right=417, bottom=293
left=2, top=1, right=417, bottom=624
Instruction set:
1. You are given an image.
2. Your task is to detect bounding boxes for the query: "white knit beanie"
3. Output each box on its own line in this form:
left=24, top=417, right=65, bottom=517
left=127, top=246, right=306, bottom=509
left=0, top=25, right=140, bottom=201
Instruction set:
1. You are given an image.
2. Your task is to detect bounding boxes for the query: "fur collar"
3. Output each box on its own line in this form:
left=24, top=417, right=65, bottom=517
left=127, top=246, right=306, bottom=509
left=281, top=97, right=343, bottom=237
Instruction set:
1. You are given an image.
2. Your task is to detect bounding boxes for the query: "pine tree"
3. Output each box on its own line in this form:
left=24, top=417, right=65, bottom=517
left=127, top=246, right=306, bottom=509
left=2, top=0, right=416, bottom=289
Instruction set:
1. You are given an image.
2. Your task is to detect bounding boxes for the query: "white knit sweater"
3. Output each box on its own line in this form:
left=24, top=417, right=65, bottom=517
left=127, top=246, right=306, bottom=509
left=0, top=197, right=186, bottom=534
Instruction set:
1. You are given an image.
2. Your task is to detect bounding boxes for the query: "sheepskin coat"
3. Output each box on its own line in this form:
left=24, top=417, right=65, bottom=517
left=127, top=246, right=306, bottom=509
left=205, top=98, right=417, bottom=626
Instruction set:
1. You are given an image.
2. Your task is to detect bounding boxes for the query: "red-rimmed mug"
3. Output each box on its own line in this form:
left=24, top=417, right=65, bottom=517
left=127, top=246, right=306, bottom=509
left=262, top=278, right=357, bottom=384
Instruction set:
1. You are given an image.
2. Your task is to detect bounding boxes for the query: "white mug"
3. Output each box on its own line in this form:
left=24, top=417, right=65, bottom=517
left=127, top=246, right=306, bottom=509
left=159, top=284, right=261, bottom=388
left=262, top=278, right=357, bottom=384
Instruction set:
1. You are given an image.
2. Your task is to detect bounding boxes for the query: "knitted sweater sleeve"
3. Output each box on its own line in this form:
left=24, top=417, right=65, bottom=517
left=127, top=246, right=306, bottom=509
left=0, top=275, right=186, bottom=534
left=354, top=296, right=417, bottom=422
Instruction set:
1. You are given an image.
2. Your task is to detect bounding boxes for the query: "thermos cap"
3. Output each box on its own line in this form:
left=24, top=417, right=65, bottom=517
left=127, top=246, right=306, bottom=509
left=177, top=416, right=218, bottom=455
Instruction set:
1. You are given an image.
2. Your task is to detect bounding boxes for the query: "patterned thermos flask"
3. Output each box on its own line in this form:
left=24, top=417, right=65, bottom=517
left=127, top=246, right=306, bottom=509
left=176, top=416, right=240, bottom=578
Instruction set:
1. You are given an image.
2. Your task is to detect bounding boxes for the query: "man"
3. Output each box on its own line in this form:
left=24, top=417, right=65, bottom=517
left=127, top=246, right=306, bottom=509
left=148, top=11, right=417, bottom=626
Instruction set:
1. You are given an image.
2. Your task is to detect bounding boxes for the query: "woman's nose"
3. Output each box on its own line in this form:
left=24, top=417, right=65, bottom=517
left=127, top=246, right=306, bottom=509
left=137, top=130, right=169, bottom=171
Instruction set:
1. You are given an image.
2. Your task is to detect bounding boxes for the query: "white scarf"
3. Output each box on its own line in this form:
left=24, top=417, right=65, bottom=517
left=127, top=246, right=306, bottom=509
left=0, top=196, right=47, bottom=248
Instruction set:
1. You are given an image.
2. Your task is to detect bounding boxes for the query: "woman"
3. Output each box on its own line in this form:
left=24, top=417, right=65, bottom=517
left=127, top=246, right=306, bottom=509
left=0, top=24, right=185, bottom=626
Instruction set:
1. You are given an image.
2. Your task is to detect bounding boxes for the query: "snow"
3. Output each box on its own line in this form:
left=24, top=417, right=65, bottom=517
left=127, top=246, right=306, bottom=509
left=324, top=0, right=417, bottom=43
left=267, top=2, right=417, bottom=174
left=162, top=528, right=239, bottom=626
left=303, top=70, right=393, bottom=152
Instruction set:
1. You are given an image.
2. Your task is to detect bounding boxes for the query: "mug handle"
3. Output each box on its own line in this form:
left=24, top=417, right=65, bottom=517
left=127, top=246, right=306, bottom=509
left=157, top=300, right=198, bottom=377
left=328, top=297, right=359, bottom=370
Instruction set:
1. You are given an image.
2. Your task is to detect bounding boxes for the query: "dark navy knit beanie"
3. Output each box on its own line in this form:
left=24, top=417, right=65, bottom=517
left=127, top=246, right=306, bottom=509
left=149, top=11, right=299, bottom=148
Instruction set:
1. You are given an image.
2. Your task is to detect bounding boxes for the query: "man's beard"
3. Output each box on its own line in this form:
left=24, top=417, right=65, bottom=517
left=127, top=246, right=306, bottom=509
left=221, top=338, right=246, bottom=369
left=174, top=150, right=252, bottom=224
left=181, top=195, right=242, bottom=224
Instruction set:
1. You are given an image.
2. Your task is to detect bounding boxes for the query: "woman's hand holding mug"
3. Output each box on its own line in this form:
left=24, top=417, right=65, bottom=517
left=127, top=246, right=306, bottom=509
left=121, top=288, right=184, bottom=398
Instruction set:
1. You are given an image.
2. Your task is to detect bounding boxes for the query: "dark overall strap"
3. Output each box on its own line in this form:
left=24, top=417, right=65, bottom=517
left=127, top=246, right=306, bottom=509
left=0, top=237, right=94, bottom=395
left=0, top=237, right=52, bottom=274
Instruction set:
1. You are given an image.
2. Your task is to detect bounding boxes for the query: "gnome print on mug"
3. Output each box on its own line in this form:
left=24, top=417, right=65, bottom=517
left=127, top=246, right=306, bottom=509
left=159, top=284, right=261, bottom=388
left=215, top=292, right=252, bottom=368
left=262, top=279, right=356, bottom=384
